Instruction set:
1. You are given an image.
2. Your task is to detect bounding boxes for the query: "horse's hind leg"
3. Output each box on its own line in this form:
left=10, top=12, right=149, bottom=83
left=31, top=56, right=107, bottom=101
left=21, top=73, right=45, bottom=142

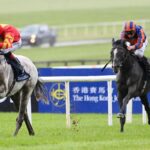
left=140, top=94, right=150, bottom=124
left=24, top=112, right=35, bottom=135
left=11, top=87, right=35, bottom=136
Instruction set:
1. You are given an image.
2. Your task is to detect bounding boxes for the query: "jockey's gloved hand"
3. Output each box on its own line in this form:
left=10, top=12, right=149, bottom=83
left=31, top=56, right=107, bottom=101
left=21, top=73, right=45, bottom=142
left=127, top=45, right=135, bottom=51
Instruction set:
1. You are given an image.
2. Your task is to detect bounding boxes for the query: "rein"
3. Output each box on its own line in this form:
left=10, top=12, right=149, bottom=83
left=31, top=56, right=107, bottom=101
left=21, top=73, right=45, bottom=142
left=101, top=59, right=112, bottom=72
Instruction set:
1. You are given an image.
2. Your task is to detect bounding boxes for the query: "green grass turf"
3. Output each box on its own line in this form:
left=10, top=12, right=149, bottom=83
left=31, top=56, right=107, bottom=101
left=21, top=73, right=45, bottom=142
left=0, top=113, right=150, bottom=150
left=0, top=0, right=150, bottom=26
left=14, top=43, right=150, bottom=66
left=14, top=44, right=111, bottom=62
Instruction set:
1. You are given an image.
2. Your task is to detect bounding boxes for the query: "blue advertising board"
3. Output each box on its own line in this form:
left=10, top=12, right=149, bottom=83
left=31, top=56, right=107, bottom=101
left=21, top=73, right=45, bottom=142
left=38, top=67, right=144, bottom=114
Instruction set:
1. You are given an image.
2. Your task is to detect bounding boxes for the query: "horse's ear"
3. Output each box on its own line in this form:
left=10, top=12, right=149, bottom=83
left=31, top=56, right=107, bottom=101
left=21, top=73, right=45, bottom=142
left=112, top=38, right=115, bottom=46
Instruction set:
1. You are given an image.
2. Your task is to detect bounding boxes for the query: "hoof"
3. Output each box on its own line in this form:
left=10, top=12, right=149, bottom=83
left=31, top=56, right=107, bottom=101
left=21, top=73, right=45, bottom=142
left=29, top=132, right=35, bottom=136
left=117, top=113, right=125, bottom=118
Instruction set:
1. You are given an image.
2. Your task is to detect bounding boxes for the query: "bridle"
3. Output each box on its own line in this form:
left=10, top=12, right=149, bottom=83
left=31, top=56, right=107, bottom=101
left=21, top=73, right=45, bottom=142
left=112, top=46, right=129, bottom=72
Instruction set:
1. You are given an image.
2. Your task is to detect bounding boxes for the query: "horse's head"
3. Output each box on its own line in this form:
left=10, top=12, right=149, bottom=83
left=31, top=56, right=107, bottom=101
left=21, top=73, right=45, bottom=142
left=110, top=38, right=130, bottom=73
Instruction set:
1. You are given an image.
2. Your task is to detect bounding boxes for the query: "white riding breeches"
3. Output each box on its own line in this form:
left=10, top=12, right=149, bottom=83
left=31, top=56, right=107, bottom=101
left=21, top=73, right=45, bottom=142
left=134, top=39, right=148, bottom=58
left=1, top=39, right=22, bottom=54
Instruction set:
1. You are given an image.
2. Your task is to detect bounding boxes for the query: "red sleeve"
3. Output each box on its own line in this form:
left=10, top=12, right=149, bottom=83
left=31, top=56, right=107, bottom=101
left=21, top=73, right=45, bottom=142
left=0, top=43, right=3, bottom=48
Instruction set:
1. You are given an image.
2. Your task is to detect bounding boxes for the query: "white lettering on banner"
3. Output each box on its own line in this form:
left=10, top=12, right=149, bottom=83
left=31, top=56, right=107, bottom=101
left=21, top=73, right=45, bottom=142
left=84, top=95, right=99, bottom=103
left=99, top=95, right=108, bottom=101
left=113, top=95, right=118, bottom=102
left=72, top=87, right=80, bottom=94
left=98, top=87, right=105, bottom=94
left=89, top=87, right=97, bottom=94
left=81, top=87, right=89, bottom=94
left=72, top=85, right=118, bottom=103
left=72, top=94, right=118, bottom=103
left=73, top=95, right=83, bottom=101
left=72, top=86, right=107, bottom=94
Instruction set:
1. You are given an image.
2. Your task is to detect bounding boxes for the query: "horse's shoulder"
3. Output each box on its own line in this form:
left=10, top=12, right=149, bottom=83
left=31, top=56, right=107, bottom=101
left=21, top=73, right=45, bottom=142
left=15, top=54, right=30, bottom=60
left=130, top=54, right=142, bottom=68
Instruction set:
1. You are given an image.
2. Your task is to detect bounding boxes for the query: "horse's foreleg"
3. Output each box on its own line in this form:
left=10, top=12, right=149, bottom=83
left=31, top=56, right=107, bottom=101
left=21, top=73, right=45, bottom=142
left=119, top=96, right=131, bottom=115
left=119, top=85, right=136, bottom=116
left=120, top=117, right=126, bottom=132
left=118, top=90, right=135, bottom=132
left=117, top=89, right=127, bottom=132
left=118, top=107, right=126, bottom=132
left=140, top=94, right=150, bottom=124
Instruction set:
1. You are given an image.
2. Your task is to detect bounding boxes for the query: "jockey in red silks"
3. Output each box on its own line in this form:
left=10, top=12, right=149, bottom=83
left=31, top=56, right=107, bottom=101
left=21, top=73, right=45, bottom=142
left=0, top=24, right=30, bottom=81
left=120, top=21, right=150, bottom=79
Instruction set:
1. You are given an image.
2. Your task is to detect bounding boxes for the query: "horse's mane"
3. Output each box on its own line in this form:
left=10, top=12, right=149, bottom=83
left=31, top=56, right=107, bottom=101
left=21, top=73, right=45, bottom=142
left=112, top=39, right=128, bottom=50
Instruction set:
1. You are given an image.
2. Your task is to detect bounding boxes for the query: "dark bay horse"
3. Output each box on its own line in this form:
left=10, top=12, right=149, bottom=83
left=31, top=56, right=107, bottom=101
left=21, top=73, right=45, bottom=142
left=111, top=38, right=150, bottom=132
left=0, top=54, right=48, bottom=136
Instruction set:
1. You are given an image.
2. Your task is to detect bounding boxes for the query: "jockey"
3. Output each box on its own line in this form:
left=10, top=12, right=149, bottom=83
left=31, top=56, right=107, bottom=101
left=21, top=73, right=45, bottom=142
left=120, top=21, right=150, bottom=79
left=0, top=24, right=30, bottom=81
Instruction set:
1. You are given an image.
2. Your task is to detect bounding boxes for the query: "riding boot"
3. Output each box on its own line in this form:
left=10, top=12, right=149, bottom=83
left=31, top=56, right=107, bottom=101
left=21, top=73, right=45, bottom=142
left=140, top=56, right=150, bottom=80
left=4, top=53, right=30, bottom=82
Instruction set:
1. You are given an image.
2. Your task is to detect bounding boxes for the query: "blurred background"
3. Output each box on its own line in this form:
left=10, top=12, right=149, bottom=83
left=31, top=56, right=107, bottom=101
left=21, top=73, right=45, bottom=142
left=1, top=0, right=150, bottom=67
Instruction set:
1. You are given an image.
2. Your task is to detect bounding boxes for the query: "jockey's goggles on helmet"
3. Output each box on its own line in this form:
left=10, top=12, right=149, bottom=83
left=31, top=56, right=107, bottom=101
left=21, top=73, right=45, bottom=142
left=125, top=30, right=135, bottom=35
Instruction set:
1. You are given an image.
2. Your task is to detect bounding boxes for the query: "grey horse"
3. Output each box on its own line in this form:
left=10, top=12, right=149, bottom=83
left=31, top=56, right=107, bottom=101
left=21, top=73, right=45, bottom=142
left=0, top=54, right=48, bottom=136
left=111, top=38, right=150, bottom=132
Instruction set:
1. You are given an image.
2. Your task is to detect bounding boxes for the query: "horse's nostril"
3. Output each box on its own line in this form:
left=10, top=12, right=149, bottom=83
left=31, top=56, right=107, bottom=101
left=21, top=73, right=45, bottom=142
left=113, top=66, right=118, bottom=73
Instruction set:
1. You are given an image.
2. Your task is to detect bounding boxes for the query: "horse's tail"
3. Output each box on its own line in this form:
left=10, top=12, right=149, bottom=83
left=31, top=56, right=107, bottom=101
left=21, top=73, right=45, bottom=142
left=33, top=78, right=49, bottom=104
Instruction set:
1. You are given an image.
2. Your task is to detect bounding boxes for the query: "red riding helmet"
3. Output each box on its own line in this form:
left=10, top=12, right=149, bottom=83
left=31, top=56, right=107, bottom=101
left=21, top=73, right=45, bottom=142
left=124, top=21, right=136, bottom=37
left=124, top=21, right=136, bottom=32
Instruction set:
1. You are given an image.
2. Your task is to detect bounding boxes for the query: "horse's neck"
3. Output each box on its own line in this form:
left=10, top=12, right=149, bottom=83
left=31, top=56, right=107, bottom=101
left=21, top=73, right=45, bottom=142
left=124, top=54, right=135, bottom=69
left=0, top=55, right=10, bottom=80
left=121, top=54, right=142, bottom=79
left=0, top=55, right=6, bottom=64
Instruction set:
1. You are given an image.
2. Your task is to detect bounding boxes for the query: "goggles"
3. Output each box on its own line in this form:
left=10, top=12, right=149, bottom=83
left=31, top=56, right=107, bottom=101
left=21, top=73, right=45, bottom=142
left=125, top=30, right=135, bottom=35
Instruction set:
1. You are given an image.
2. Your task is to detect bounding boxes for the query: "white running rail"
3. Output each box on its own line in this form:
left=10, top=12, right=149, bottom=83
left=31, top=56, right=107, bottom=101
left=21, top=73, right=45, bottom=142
left=27, top=75, right=147, bottom=127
